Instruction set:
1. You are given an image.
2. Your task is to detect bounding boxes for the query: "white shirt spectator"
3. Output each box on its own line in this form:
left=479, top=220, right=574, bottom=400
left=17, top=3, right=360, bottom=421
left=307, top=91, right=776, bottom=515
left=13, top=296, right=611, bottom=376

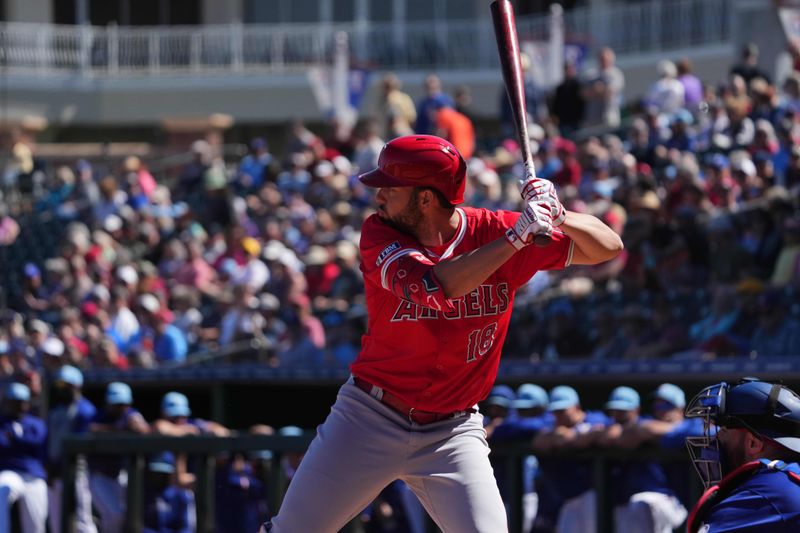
left=646, top=61, right=685, bottom=115
left=110, top=307, right=140, bottom=346
left=234, top=257, right=270, bottom=292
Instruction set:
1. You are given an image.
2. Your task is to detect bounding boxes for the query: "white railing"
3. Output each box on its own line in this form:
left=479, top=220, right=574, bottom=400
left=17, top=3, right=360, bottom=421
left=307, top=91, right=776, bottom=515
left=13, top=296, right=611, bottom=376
left=0, top=0, right=731, bottom=77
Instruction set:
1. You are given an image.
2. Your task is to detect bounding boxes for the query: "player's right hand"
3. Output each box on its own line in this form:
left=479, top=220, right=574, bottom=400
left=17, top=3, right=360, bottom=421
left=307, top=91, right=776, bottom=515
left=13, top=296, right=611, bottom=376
left=505, top=200, right=552, bottom=251
left=519, top=177, right=566, bottom=226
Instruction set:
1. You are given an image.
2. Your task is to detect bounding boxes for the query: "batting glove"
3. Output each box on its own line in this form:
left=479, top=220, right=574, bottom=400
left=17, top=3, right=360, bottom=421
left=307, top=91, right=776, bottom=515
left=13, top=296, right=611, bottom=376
left=519, top=177, right=566, bottom=227
left=505, top=200, right=553, bottom=251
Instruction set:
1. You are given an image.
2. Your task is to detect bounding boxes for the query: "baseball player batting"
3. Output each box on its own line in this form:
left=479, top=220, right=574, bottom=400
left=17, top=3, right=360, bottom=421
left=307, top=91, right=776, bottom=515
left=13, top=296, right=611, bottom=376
left=260, top=135, right=622, bottom=532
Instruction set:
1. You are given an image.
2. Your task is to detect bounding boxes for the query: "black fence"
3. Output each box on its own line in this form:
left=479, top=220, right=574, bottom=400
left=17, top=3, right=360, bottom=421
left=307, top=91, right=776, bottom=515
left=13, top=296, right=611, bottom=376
left=61, top=434, right=703, bottom=533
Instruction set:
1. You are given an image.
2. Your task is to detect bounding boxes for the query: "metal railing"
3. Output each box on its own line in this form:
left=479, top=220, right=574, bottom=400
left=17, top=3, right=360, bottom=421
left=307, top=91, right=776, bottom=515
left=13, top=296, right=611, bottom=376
left=61, top=434, right=701, bottom=533
left=0, top=0, right=731, bottom=78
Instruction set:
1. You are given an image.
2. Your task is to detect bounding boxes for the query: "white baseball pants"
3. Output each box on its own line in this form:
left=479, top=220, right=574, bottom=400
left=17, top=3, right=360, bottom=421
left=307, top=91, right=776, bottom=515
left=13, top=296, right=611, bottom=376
left=0, top=470, right=47, bottom=533
left=267, top=380, right=508, bottom=532
left=48, top=465, right=97, bottom=533
left=613, top=491, right=688, bottom=533
left=89, top=473, right=125, bottom=533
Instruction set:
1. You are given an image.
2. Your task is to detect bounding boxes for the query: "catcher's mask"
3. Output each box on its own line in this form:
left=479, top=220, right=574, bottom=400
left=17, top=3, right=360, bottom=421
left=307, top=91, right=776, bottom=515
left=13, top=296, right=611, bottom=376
left=685, top=378, right=800, bottom=489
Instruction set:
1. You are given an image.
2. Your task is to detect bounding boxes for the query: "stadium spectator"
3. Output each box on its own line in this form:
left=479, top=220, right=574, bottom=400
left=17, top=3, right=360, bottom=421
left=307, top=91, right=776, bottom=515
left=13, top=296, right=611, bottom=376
left=645, top=60, right=685, bottom=115
left=677, top=58, right=703, bottom=112
left=583, top=47, right=625, bottom=129
left=414, top=74, right=454, bottom=135
left=0, top=383, right=47, bottom=533
left=378, top=73, right=417, bottom=139
left=730, top=43, right=771, bottom=85
left=551, top=61, right=585, bottom=138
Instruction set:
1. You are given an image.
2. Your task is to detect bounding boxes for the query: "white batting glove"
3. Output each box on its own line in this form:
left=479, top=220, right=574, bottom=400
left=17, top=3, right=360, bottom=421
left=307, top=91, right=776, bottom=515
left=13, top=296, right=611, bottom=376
left=505, top=201, right=553, bottom=251
left=518, top=177, right=566, bottom=227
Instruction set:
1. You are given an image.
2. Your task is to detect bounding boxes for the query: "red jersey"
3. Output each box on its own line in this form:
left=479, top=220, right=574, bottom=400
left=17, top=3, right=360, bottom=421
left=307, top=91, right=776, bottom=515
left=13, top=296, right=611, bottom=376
left=351, top=206, right=573, bottom=413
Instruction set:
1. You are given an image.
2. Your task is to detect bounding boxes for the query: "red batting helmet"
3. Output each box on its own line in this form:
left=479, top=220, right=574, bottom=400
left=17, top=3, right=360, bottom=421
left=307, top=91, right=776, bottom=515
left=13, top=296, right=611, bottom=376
left=359, top=135, right=467, bottom=205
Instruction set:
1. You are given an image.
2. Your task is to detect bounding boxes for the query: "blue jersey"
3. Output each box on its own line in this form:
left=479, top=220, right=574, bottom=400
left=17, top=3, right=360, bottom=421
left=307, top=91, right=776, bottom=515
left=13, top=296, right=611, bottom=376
left=536, top=411, right=609, bottom=521
left=47, top=397, right=97, bottom=472
left=696, top=460, right=800, bottom=532
left=490, top=413, right=554, bottom=498
left=0, top=413, right=47, bottom=479
left=89, top=407, right=145, bottom=477
left=143, top=485, right=195, bottom=533
left=214, top=461, right=267, bottom=533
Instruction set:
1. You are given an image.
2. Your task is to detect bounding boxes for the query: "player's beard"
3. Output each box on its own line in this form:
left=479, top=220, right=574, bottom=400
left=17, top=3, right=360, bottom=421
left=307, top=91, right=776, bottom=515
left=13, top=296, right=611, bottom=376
left=382, top=192, right=423, bottom=236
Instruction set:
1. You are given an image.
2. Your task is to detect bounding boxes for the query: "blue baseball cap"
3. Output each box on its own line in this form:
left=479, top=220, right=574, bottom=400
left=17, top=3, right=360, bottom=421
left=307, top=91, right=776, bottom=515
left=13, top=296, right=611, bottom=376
left=278, top=426, right=304, bottom=437
left=548, top=386, right=580, bottom=411
left=162, top=392, right=191, bottom=418
left=23, top=263, right=40, bottom=278
left=486, top=385, right=516, bottom=408
left=6, top=383, right=30, bottom=402
left=605, top=386, right=640, bottom=411
left=513, top=384, right=549, bottom=410
left=654, top=383, right=686, bottom=409
left=106, top=382, right=133, bottom=405
left=55, top=365, right=84, bottom=388
left=148, top=451, right=176, bottom=474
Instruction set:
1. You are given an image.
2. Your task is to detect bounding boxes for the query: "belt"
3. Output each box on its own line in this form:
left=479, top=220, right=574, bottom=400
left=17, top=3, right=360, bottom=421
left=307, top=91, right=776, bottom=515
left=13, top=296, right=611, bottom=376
left=352, top=377, right=474, bottom=425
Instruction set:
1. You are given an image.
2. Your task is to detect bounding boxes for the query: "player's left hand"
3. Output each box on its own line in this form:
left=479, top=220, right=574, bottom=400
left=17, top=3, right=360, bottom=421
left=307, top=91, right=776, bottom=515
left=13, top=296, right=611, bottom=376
left=518, top=177, right=566, bottom=227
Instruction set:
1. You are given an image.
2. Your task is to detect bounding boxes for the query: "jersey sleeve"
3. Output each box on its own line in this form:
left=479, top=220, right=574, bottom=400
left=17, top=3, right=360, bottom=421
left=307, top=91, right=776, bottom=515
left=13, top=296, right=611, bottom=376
left=359, top=215, right=455, bottom=312
left=493, top=210, right=574, bottom=289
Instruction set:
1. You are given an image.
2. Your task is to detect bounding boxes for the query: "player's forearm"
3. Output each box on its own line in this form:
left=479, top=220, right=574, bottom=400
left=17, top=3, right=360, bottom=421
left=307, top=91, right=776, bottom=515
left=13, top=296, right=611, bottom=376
left=559, top=211, right=623, bottom=265
left=433, top=237, right=517, bottom=298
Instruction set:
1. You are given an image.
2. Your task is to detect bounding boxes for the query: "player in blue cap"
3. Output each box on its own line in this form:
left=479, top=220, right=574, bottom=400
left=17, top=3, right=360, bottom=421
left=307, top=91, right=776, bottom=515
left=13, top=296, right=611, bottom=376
left=142, top=451, right=195, bottom=533
left=598, top=385, right=689, bottom=533
left=533, top=386, right=609, bottom=533
left=89, top=382, right=150, bottom=533
left=47, top=365, right=98, bottom=533
left=491, top=383, right=553, bottom=532
left=685, top=378, right=800, bottom=532
left=0, top=383, right=48, bottom=533
left=482, top=384, right=516, bottom=438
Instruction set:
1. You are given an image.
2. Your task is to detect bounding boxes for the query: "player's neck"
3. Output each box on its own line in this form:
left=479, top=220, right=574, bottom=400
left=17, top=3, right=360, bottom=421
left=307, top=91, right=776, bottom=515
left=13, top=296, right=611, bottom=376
left=415, top=209, right=459, bottom=248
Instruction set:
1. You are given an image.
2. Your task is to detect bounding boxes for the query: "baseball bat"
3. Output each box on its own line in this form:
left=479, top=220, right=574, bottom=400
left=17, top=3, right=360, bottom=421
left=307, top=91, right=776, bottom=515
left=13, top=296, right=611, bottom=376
left=490, top=0, right=552, bottom=247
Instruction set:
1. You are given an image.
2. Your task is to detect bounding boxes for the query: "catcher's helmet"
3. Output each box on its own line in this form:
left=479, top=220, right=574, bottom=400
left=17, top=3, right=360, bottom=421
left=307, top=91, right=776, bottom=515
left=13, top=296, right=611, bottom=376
left=359, top=135, right=467, bottom=205
left=685, top=378, right=800, bottom=488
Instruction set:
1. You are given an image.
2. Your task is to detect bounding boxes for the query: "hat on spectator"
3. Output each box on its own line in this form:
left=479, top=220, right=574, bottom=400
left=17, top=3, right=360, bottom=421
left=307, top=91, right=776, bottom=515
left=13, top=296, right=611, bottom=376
left=117, top=265, right=139, bottom=286
left=335, top=240, right=358, bottom=263
left=731, top=158, right=756, bottom=177
left=486, top=385, right=516, bottom=408
left=512, top=384, right=549, bottom=410
left=138, top=293, right=161, bottom=314
left=315, top=160, right=335, bottom=178
left=23, top=263, right=40, bottom=279
left=55, top=365, right=84, bottom=388
left=42, top=337, right=65, bottom=357
left=670, top=108, right=694, bottom=126
left=548, top=386, right=580, bottom=411
left=259, top=293, right=280, bottom=312
left=605, top=386, right=640, bottom=411
left=241, top=237, right=261, bottom=257
left=103, top=215, right=123, bottom=233
left=5, top=383, right=30, bottom=402
left=554, top=138, right=577, bottom=155
left=250, top=137, right=267, bottom=151
left=704, top=153, right=729, bottom=169
left=305, top=245, right=330, bottom=267
left=653, top=383, right=685, bottom=409
left=162, top=391, right=191, bottom=418
left=28, top=319, right=50, bottom=335
left=638, top=190, right=661, bottom=211
left=106, top=382, right=133, bottom=405
left=155, top=308, right=174, bottom=324
left=148, top=451, right=176, bottom=474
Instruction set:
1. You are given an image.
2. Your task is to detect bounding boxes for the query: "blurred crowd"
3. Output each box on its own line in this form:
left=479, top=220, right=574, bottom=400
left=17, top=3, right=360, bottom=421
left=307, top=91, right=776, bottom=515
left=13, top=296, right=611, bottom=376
left=1, top=43, right=800, bottom=384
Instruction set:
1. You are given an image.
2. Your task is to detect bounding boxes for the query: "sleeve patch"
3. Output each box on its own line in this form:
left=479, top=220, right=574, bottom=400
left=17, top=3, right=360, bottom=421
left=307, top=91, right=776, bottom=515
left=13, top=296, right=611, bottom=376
left=376, top=241, right=401, bottom=267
